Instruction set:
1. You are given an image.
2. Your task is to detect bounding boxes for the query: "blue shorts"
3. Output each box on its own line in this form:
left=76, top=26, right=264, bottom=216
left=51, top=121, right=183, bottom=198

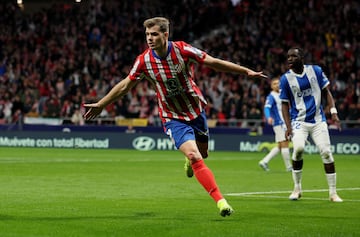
left=164, top=111, right=209, bottom=149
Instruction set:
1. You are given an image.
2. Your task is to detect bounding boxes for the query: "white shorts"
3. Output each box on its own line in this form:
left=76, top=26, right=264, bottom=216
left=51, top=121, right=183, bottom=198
left=291, top=121, right=331, bottom=149
left=273, top=124, right=287, bottom=143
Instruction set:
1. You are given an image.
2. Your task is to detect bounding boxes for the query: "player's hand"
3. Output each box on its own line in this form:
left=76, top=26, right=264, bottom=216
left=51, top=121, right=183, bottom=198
left=83, top=103, right=103, bottom=120
left=247, top=70, right=268, bottom=79
left=285, top=129, right=293, bottom=141
left=267, top=117, right=274, bottom=125
left=331, top=113, right=342, bottom=131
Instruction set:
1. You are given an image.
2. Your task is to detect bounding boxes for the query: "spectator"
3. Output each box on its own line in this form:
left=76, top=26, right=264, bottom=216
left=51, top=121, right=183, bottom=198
left=71, top=105, right=85, bottom=125
left=0, top=0, right=358, bottom=128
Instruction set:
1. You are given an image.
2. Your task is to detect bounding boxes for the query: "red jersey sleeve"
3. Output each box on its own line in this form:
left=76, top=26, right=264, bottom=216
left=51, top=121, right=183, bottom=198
left=128, top=53, right=147, bottom=81
left=174, top=41, right=207, bottom=64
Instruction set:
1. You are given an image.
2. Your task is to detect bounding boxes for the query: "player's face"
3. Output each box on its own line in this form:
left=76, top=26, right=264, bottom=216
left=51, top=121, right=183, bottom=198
left=145, top=25, right=168, bottom=51
left=271, top=79, right=280, bottom=92
left=287, top=49, right=303, bottom=71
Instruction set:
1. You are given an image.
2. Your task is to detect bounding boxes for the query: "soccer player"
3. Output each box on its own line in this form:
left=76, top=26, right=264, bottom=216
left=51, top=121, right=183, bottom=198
left=279, top=47, right=343, bottom=202
left=83, top=17, right=267, bottom=216
left=258, top=77, right=292, bottom=172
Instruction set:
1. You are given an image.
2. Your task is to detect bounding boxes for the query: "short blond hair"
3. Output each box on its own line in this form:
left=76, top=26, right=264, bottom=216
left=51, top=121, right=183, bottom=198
left=143, top=17, right=169, bottom=33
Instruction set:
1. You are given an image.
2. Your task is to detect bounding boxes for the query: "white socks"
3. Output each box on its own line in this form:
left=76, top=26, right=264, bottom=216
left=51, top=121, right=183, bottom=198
left=261, top=146, right=279, bottom=163
left=292, top=172, right=338, bottom=196
left=292, top=169, right=302, bottom=191
left=326, top=173, right=337, bottom=196
left=281, top=148, right=292, bottom=169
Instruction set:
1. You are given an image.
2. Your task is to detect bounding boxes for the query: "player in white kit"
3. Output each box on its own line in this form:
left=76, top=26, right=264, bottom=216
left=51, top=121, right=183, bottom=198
left=279, top=47, right=343, bottom=202
left=259, top=77, right=292, bottom=172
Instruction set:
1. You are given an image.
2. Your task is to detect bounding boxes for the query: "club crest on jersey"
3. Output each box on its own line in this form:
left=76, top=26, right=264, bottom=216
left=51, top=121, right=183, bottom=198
left=310, top=76, right=316, bottom=83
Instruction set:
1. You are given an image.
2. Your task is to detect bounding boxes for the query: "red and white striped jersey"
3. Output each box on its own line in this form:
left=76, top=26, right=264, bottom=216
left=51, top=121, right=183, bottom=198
left=129, top=41, right=208, bottom=123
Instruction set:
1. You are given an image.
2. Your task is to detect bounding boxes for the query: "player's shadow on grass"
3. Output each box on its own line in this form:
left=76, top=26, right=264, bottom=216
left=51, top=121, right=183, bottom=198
left=0, top=212, right=237, bottom=221
left=0, top=212, right=159, bottom=221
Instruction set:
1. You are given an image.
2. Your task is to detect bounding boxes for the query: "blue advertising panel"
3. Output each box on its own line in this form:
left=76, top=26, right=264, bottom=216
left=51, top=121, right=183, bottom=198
left=0, top=131, right=359, bottom=155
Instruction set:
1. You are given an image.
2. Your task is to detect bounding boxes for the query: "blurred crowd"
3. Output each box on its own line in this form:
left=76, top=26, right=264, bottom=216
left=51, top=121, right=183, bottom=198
left=0, top=0, right=359, bottom=128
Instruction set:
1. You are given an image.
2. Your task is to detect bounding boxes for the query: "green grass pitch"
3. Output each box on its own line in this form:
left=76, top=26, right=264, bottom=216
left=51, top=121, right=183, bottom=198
left=0, top=147, right=359, bottom=237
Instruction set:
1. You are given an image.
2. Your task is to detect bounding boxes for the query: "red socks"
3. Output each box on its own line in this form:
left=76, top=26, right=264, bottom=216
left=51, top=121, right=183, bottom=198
left=192, top=159, right=223, bottom=202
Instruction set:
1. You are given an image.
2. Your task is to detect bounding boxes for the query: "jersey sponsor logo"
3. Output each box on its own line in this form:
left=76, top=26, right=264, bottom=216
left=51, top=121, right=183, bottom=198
left=165, top=77, right=185, bottom=97
left=292, top=85, right=312, bottom=97
left=132, top=136, right=156, bottom=151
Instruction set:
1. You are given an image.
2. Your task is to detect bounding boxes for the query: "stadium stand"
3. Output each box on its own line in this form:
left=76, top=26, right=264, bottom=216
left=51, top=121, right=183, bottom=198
left=0, top=0, right=359, bottom=129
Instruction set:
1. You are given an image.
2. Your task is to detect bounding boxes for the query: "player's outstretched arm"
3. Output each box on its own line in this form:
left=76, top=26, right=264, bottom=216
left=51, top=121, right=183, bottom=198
left=203, top=54, right=268, bottom=79
left=83, top=76, right=137, bottom=120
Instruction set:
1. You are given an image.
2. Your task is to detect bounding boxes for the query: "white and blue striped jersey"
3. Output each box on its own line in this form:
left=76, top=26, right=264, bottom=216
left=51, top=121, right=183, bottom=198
left=264, top=91, right=284, bottom=126
left=279, top=65, right=329, bottom=123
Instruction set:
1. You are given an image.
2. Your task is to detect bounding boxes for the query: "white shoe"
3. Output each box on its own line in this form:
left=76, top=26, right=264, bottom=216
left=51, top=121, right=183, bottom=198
left=286, top=167, right=293, bottom=172
left=259, top=162, right=269, bottom=171
left=289, top=190, right=301, bottom=200
left=330, top=194, right=343, bottom=202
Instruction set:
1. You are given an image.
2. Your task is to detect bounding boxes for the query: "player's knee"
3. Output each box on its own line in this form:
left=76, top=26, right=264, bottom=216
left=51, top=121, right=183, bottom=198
left=186, top=151, right=201, bottom=162
left=293, top=146, right=304, bottom=161
left=319, top=146, right=334, bottom=164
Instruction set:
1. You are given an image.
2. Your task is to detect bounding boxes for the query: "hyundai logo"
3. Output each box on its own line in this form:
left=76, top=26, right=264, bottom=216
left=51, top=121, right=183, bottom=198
left=132, top=136, right=156, bottom=151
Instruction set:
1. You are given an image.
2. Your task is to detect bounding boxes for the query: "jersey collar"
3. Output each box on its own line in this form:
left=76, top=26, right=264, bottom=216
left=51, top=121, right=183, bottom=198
left=151, top=41, right=172, bottom=60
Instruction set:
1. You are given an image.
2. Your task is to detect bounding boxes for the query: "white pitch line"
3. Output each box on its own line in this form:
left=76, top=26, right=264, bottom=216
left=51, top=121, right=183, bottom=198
left=229, top=194, right=360, bottom=202
left=226, top=187, right=360, bottom=196
left=242, top=195, right=331, bottom=201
